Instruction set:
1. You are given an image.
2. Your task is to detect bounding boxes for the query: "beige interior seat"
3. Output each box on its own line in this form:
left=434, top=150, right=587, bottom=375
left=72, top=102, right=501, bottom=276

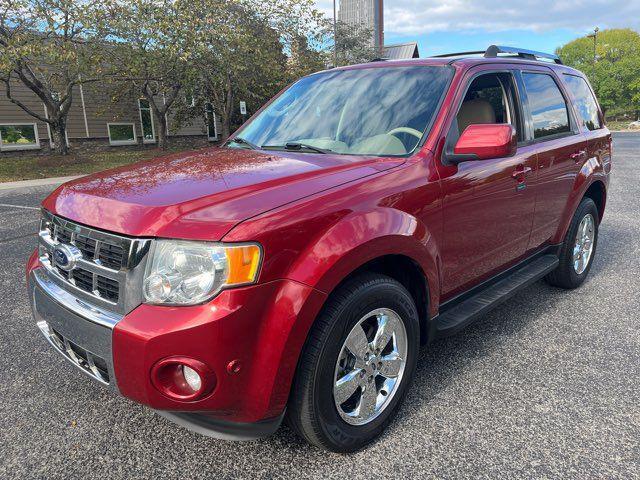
left=457, top=99, right=496, bottom=134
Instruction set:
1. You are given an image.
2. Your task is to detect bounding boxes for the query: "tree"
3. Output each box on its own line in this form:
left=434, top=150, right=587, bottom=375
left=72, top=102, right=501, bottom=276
left=288, top=33, right=327, bottom=82
left=0, top=0, right=104, bottom=154
left=190, top=0, right=324, bottom=141
left=329, top=20, right=377, bottom=67
left=99, top=0, right=199, bottom=149
left=557, top=29, right=640, bottom=119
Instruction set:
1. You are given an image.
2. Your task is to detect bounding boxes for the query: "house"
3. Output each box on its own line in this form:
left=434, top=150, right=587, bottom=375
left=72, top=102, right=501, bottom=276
left=0, top=78, right=221, bottom=153
left=383, top=42, right=420, bottom=60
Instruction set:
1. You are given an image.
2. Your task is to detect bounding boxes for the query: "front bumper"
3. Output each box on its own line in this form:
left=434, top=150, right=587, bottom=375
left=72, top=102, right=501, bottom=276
left=30, top=268, right=118, bottom=387
left=27, top=257, right=325, bottom=439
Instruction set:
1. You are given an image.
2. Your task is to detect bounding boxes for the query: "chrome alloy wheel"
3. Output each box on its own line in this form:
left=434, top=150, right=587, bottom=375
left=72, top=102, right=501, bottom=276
left=573, top=213, right=595, bottom=274
left=333, top=308, right=408, bottom=426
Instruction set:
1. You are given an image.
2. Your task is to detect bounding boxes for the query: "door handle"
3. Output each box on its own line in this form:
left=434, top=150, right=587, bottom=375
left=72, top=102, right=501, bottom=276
left=570, top=150, right=587, bottom=163
left=511, top=166, right=532, bottom=180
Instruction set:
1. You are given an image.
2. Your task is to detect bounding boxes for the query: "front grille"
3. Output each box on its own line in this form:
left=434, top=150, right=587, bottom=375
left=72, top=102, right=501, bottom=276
left=56, top=227, right=72, bottom=244
left=38, top=320, right=110, bottom=384
left=74, top=235, right=97, bottom=260
left=97, top=242, right=125, bottom=270
left=37, top=210, right=150, bottom=314
left=71, top=267, right=94, bottom=293
left=49, top=222, right=123, bottom=303
left=97, top=276, right=119, bottom=302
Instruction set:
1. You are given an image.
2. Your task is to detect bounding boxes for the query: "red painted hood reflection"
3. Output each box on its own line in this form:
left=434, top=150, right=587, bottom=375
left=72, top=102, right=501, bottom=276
left=43, top=146, right=400, bottom=240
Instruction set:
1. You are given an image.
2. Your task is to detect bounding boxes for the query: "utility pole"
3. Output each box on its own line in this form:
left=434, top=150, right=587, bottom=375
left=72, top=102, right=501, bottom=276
left=333, top=0, right=338, bottom=67
left=587, top=27, right=599, bottom=63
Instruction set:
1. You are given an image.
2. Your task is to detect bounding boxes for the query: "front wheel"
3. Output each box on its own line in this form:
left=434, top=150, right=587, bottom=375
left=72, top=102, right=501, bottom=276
left=546, top=197, right=599, bottom=289
left=286, top=273, right=420, bottom=452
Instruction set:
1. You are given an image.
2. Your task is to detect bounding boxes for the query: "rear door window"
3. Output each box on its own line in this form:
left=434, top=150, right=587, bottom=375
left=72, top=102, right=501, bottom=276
left=562, top=74, right=602, bottom=130
left=522, top=73, right=571, bottom=139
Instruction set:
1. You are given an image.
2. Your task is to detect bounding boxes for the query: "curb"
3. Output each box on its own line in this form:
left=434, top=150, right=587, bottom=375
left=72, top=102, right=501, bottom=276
left=0, top=175, right=83, bottom=191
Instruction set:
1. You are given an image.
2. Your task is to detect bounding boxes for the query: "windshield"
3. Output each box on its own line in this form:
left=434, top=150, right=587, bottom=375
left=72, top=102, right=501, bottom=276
left=236, top=65, right=453, bottom=157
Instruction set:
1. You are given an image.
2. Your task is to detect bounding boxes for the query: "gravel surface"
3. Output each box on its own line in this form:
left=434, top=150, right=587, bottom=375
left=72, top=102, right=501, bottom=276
left=0, top=133, right=638, bottom=479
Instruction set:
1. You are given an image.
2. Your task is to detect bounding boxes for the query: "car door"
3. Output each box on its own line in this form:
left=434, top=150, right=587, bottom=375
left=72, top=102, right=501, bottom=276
left=517, top=67, right=588, bottom=250
left=436, top=67, right=537, bottom=298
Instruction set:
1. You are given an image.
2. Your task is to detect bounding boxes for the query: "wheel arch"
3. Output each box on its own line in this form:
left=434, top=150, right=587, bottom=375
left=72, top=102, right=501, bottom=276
left=583, top=179, right=606, bottom=222
left=282, top=207, right=441, bottom=322
left=554, top=168, right=608, bottom=244
left=327, top=254, right=431, bottom=344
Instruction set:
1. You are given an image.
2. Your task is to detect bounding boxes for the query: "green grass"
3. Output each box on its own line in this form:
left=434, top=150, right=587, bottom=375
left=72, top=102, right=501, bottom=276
left=606, top=120, right=640, bottom=131
left=0, top=146, right=193, bottom=183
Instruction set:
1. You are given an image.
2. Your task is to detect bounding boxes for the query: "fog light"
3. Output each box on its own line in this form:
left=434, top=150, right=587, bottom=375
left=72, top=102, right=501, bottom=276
left=182, top=365, right=202, bottom=391
left=150, top=356, right=216, bottom=401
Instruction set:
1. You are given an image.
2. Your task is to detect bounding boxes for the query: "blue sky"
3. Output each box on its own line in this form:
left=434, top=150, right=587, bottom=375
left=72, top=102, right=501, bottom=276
left=386, top=29, right=584, bottom=57
left=315, top=1, right=640, bottom=56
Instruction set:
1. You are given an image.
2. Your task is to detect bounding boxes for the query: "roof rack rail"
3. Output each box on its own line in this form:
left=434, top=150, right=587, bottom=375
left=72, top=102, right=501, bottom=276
left=484, top=45, right=563, bottom=64
left=430, top=45, right=563, bottom=64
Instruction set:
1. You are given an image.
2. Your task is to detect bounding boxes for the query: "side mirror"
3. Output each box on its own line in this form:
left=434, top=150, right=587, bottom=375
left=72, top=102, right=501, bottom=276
left=450, top=124, right=517, bottom=163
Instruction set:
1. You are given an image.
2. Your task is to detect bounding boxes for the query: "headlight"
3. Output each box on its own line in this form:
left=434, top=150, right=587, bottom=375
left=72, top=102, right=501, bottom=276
left=143, top=240, right=262, bottom=305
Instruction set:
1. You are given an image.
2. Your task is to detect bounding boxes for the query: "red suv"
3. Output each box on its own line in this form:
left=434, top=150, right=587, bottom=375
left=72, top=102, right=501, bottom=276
left=27, top=46, right=611, bottom=452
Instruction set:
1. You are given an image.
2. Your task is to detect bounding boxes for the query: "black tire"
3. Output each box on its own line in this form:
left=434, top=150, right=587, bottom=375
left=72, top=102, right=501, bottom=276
left=545, top=197, right=599, bottom=289
left=286, top=273, right=420, bottom=452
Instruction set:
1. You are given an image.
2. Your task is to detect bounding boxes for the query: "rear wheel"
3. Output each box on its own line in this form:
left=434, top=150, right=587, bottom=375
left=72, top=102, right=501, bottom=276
left=546, top=197, right=599, bottom=289
left=287, top=273, right=419, bottom=452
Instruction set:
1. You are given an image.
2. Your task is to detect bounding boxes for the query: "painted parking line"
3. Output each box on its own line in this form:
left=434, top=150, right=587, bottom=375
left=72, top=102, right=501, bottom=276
left=0, top=203, right=40, bottom=211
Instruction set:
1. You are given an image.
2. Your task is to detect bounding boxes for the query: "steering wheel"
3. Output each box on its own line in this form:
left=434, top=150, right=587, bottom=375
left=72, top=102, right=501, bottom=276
left=386, top=127, right=423, bottom=139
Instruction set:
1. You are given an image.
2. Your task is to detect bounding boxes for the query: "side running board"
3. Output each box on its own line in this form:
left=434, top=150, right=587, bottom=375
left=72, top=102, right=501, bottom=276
left=434, top=254, right=559, bottom=339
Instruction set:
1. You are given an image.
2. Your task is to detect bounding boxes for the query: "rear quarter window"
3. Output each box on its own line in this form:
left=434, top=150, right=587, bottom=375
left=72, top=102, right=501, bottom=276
left=522, top=72, right=571, bottom=139
left=562, top=74, right=602, bottom=130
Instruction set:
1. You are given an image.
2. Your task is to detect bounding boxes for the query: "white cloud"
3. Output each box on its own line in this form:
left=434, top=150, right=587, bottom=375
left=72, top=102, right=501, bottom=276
left=315, top=0, right=640, bottom=35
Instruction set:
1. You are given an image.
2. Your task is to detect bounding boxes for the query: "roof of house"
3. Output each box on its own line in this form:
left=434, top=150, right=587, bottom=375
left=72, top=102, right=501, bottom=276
left=382, top=42, right=420, bottom=60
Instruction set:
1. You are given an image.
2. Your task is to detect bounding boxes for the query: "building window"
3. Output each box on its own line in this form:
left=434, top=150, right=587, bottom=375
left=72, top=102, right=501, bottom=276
left=0, top=123, right=40, bottom=151
left=138, top=99, right=156, bottom=143
left=107, top=123, right=137, bottom=146
left=205, top=103, right=218, bottom=141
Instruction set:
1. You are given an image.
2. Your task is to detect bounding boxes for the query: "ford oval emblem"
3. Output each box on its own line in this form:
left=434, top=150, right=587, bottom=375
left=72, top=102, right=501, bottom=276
left=53, top=244, right=83, bottom=272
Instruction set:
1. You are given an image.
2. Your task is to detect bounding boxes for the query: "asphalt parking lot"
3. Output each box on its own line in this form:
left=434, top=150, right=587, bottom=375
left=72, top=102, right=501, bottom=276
left=0, top=132, right=638, bottom=479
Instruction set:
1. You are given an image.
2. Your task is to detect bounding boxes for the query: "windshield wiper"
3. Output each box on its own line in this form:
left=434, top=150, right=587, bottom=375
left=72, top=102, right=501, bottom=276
left=262, top=142, right=332, bottom=154
left=226, top=136, right=259, bottom=150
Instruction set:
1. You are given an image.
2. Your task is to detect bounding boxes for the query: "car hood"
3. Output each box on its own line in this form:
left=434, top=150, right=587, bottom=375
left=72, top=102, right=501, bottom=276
left=43, top=147, right=403, bottom=240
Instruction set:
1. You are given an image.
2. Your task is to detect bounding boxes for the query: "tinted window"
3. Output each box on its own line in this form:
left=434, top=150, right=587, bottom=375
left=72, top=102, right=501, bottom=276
left=238, top=66, right=453, bottom=157
left=563, top=75, right=602, bottom=130
left=522, top=73, right=571, bottom=139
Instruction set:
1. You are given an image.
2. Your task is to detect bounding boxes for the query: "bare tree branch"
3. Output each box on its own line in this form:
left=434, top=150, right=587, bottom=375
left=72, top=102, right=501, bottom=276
left=2, top=76, right=49, bottom=123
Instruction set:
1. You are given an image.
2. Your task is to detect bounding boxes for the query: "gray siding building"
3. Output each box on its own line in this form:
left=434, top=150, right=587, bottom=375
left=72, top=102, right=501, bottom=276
left=0, top=79, right=220, bottom=153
